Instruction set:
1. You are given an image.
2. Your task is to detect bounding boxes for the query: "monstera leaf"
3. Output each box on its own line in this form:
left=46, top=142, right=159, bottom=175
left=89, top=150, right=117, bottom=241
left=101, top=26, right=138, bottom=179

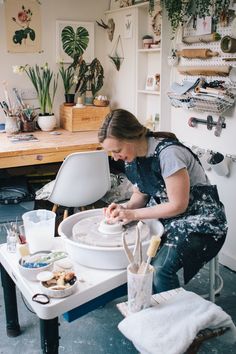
left=61, top=26, right=89, bottom=65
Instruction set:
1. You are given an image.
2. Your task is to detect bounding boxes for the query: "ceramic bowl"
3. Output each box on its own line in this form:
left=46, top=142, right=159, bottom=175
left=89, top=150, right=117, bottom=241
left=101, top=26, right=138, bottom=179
left=40, top=279, right=77, bottom=298
left=18, top=251, right=53, bottom=281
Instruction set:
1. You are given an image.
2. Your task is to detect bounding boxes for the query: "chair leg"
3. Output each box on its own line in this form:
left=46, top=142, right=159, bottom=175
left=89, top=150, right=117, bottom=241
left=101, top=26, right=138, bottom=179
left=63, top=209, right=69, bottom=220
left=202, top=255, right=224, bottom=302
left=52, top=204, right=58, bottom=213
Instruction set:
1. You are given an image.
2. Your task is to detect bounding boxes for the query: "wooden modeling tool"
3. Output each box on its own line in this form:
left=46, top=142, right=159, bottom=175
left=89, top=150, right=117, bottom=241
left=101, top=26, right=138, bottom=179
left=138, top=235, right=161, bottom=274
left=176, top=48, right=219, bottom=59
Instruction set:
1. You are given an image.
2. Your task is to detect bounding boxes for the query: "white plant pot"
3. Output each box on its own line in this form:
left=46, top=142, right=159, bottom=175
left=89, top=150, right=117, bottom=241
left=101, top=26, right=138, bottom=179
left=37, top=114, right=56, bottom=132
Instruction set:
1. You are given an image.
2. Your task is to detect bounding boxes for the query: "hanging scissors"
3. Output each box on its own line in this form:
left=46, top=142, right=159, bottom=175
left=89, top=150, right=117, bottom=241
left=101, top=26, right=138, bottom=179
left=122, top=221, right=143, bottom=273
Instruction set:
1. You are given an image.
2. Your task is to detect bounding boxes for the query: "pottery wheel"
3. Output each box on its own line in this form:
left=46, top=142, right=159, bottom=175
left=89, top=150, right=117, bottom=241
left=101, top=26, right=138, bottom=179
left=72, top=215, right=149, bottom=247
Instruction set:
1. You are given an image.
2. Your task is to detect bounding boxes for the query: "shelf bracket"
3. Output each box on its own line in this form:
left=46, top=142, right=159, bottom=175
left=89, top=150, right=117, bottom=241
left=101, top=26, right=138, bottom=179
left=188, top=115, right=226, bottom=137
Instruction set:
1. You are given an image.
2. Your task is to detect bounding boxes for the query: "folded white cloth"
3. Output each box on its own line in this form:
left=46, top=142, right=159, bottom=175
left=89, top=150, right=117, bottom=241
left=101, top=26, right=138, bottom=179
left=118, top=289, right=236, bottom=354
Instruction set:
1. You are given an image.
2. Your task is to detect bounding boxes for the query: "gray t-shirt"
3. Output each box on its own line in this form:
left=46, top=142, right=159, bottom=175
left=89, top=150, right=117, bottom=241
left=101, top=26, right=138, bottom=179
left=147, top=137, right=210, bottom=186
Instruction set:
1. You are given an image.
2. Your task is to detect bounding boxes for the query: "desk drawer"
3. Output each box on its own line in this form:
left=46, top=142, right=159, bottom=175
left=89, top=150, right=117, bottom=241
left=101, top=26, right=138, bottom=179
left=60, top=105, right=110, bottom=132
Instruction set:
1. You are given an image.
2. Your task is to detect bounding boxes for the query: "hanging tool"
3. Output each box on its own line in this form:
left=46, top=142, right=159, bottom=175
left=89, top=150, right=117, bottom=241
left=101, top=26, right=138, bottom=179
left=176, top=48, right=219, bottom=59
left=188, top=116, right=226, bottom=137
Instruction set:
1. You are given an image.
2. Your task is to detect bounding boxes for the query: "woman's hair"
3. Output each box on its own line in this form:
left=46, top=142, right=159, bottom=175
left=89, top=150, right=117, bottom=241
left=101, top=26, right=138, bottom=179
left=98, top=109, right=177, bottom=143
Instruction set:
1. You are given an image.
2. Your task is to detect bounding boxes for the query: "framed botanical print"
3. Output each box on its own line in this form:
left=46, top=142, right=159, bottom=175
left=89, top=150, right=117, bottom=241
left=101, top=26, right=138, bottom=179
left=4, top=0, right=42, bottom=53
left=56, top=20, right=94, bottom=63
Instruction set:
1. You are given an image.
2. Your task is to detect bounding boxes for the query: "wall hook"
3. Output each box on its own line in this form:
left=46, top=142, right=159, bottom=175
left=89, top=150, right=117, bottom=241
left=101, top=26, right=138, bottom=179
left=188, top=115, right=226, bottom=137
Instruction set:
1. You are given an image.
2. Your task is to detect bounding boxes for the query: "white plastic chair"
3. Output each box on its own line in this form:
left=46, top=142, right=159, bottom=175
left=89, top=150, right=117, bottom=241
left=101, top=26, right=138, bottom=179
left=48, top=150, right=111, bottom=219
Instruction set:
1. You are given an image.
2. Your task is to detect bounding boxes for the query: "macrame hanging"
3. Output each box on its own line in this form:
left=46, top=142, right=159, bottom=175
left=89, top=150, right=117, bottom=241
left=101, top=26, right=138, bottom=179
left=109, top=35, right=124, bottom=71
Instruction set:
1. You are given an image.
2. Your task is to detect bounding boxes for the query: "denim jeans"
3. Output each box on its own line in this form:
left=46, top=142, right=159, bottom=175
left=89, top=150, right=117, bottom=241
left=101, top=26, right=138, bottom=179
left=151, top=233, right=226, bottom=294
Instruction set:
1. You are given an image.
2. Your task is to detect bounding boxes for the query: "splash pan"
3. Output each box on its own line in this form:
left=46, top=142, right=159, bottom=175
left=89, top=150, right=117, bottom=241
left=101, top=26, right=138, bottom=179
left=72, top=214, right=149, bottom=247
left=58, top=209, right=164, bottom=270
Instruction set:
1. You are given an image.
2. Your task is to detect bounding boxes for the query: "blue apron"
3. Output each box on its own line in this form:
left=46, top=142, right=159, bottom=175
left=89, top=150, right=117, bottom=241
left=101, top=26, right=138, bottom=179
left=125, top=138, right=227, bottom=283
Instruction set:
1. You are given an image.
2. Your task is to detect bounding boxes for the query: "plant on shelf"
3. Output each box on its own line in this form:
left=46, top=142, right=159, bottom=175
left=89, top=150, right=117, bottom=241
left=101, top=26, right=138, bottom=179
left=161, top=0, right=231, bottom=33
left=60, top=25, right=104, bottom=102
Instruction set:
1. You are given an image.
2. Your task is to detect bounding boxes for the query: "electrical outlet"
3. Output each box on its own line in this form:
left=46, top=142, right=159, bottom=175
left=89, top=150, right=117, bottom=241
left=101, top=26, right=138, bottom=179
left=20, top=88, right=38, bottom=100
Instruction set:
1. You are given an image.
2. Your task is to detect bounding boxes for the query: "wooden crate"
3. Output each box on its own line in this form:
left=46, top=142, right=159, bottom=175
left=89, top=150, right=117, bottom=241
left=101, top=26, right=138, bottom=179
left=60, top=105, right=110, bottom=132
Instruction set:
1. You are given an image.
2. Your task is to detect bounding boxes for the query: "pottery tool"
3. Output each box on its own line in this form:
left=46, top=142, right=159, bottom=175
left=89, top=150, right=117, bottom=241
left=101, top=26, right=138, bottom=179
left=182, top=32, right=221, bottom=44
left=178, top=65, right=230, bottom=77
left=194, top=86, right=225, bottom=96
left=122, top=221, right=143, bottom=272
left=138, top=235, right=161, bottom=274
left=176, top=48, right=219, bottom=59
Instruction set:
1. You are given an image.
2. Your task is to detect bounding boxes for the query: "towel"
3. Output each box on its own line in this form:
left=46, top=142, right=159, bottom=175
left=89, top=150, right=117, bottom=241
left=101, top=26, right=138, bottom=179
left=118, top=289, right=236, bottom=354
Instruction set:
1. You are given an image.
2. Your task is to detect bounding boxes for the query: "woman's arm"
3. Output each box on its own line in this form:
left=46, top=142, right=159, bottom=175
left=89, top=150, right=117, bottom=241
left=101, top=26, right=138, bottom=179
left=114, top=168, right=190, bottom=223
left=104, top=186, right=149, bottom=219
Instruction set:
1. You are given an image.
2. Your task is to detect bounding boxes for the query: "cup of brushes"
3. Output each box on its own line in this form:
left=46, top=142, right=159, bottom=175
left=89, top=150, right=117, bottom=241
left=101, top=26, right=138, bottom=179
left=127, top=234, right=161, bottom=313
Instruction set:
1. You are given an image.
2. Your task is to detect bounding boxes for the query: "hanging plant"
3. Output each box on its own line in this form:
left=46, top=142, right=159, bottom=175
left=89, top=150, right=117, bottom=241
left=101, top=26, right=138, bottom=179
left=161, top=0, right=231, bottom=33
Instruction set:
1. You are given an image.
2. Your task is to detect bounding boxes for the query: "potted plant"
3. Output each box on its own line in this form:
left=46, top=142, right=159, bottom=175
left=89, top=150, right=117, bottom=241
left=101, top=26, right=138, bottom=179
left=59, top=62, right=78, bottom=105
left=13, top=63, right=58, bottom=131
left=60, top=25, right=104, bottom=104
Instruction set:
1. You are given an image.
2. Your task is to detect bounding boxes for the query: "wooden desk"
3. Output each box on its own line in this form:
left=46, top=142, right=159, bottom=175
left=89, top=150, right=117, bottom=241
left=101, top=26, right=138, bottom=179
left=0, top=129, right=100, bottom=169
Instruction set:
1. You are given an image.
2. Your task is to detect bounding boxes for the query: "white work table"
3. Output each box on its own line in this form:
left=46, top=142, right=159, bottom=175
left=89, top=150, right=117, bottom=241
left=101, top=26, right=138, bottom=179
left=0, top=239, right=127, bottom=353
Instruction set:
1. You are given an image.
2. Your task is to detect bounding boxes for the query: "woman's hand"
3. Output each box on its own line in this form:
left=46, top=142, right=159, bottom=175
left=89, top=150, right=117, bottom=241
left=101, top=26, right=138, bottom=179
left=104, top=203, right=136, bottom=223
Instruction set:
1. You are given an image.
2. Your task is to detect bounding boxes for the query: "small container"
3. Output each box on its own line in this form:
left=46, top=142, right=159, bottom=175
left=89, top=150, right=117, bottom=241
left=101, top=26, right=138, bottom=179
left=127, top=264, right=154, bottom=313
left=7, top=233, right=17, bottom=253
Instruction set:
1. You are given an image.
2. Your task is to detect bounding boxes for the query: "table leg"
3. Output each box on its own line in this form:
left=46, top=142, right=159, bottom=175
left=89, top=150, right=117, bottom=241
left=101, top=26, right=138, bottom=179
left=0, top=263, right=21, bottom=337
left=40, top=317, right=60, bottom=354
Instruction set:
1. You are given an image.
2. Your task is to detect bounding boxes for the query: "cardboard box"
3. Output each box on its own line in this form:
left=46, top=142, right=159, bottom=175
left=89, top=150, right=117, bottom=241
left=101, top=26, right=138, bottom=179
left=60, top=105, right=110, bottom=132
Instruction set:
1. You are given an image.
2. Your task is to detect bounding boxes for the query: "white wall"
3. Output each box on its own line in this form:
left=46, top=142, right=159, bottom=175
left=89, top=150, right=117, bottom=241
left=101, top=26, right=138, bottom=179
left=0, top=0, right=110, bottom=123
left=170, top=92, right=236, bottom=271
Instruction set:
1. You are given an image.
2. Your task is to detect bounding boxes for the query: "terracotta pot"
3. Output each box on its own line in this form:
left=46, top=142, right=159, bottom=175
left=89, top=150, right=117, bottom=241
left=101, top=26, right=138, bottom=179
left=37, top=114, right=56, bottom=132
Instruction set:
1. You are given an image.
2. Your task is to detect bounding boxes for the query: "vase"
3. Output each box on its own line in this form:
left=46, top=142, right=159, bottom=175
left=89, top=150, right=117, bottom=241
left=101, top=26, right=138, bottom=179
left=64, top=93, right=75, bottom=105
left=85, top=90, right=94, bottom=105
left=5, top=115, right=20, bottom=134
left=37, top=114, right=56, bottom=132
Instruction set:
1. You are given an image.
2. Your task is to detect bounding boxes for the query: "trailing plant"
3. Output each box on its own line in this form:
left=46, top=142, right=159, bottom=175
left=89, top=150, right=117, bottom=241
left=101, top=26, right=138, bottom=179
left=161, top=0, right=231, bottom=33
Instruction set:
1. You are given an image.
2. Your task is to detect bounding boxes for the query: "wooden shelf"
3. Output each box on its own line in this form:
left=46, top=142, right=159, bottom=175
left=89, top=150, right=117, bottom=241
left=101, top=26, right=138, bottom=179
left=105, top=1, right=149, bottom=14
left=138, top=90, right=160, bottom=95
left=138, top=48, right=161, bottom=53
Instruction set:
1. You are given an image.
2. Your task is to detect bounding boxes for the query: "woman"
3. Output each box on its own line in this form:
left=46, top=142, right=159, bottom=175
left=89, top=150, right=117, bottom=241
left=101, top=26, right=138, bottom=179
left=98, top=109, right=227, bottom=293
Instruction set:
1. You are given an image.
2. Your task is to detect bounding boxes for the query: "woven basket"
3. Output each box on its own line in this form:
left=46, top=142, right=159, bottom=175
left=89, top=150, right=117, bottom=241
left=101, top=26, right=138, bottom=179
left=93, top=99, right=109, bottom=107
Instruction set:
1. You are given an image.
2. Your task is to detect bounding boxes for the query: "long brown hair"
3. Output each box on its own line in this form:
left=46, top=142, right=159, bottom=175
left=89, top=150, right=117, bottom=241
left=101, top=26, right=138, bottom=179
left=98, top=109, right=177, bottom=143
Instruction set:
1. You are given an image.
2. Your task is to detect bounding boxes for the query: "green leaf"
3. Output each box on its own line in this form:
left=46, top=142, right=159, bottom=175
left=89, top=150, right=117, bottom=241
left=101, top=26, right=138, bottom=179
left=61, top=26, right=89, bottom=60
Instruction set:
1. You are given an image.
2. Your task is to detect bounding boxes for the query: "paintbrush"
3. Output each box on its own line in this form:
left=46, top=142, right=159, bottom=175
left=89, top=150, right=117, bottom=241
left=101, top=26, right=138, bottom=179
left=138, top=235, right=161, bottom=274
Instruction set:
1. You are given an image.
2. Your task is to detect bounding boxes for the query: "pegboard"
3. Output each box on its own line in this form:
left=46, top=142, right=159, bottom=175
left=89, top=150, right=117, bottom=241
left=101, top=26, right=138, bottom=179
left=176, top=16, right=236, bottom=83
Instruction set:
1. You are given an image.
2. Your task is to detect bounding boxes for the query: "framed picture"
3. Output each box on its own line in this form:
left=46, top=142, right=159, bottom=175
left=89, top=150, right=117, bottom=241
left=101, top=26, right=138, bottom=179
left=145, top=74, right=160, bottom=91
left=4, top=0, right=42, bottom=53
left=196, top=15, right=212, bottom=35
left=124, top=13, right=133, bottom=39
left=56, top=20, right=94, bottom=63
left=145, top=75, right=156, bottom=91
